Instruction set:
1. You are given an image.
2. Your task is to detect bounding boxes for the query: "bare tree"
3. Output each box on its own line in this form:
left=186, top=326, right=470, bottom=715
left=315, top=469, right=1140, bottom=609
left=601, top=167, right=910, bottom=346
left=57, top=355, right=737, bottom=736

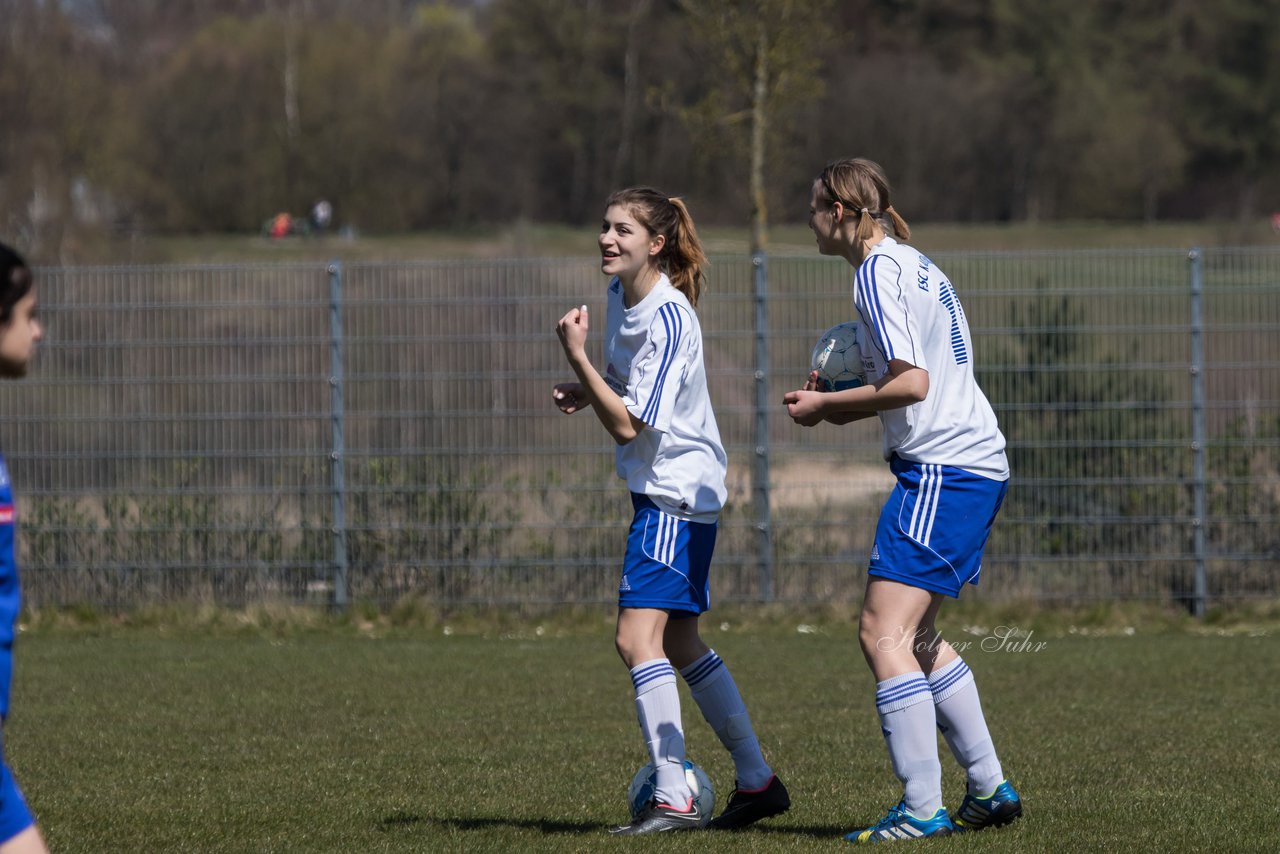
left=611, top=0, right=652, bottom=189
left=678, top=0, right=833, bottom=252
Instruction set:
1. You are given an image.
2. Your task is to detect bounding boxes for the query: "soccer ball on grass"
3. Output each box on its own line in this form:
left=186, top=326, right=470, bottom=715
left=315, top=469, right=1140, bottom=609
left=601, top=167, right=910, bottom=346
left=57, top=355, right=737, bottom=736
left=626, top=759, right=715, bottom=825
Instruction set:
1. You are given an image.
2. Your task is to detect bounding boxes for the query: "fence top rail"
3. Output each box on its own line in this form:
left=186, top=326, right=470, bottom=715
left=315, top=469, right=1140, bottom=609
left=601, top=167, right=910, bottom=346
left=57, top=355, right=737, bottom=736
left=766, top=246, right=1280, bottom=261
left=29, top=245, right=1280, bottom=275
left=33, top=261, right=334, bottom=275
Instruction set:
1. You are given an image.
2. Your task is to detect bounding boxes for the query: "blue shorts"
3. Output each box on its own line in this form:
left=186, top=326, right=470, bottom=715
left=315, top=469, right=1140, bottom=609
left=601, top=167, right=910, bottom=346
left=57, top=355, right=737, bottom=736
left=868, top=456, right=1008, bottom=598
left=618, top=493, right=716, bottom=616
left=0, top=740, right=34, bottom=844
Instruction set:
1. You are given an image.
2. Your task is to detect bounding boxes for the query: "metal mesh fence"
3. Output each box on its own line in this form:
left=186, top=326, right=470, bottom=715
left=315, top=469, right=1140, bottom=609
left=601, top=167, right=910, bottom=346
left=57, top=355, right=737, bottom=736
left=3, top=248, right=1277, bottom=611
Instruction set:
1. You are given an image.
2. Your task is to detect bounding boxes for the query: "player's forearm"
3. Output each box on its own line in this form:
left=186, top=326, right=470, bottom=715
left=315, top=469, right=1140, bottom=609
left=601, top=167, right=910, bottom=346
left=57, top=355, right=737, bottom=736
left=825, top=367, right=928, bottom=414
left=565, top=352, right=640, bottom=444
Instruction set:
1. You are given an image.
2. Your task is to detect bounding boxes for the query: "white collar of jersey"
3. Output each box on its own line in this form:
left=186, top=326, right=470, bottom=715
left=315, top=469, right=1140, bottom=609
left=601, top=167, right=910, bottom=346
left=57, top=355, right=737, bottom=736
left=622, top=271, right=672, bottom=311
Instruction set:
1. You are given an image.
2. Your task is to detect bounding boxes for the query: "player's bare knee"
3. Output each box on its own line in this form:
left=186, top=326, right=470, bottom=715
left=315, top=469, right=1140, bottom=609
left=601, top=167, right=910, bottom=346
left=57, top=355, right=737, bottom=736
left=615, top=631, right=639, bottom=666
left=858, top=610, right=887, bottom=655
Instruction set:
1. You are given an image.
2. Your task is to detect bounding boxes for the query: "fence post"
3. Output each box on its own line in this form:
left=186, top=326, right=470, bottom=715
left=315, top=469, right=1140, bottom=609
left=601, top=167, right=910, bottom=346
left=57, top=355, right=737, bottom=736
left=328, top=260, right=350, bottom=610
left=752, top=251, right=774, bottom=601
left=1187, top=248, right=1207, bottom=618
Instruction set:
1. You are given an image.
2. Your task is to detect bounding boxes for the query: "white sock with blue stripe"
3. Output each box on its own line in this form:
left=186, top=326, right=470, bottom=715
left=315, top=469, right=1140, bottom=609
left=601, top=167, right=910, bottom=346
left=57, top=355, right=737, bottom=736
left=680, top=650, right=773, bottom=790
left=631, top=659, right=692, bottom=809
left=928, top=657, right=1004, bottom=795
left=876, top=671, right=943, bottom=818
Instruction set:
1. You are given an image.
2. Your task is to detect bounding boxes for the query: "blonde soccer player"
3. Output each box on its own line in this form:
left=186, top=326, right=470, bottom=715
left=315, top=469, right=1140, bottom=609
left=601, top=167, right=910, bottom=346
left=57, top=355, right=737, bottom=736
left=784, top=159, right=1022, bottom=842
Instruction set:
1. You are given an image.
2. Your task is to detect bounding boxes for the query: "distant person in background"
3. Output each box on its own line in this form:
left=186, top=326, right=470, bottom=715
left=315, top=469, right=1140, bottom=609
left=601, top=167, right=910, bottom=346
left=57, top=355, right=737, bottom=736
left=267, top=213, right=292, bottom=240
left=554, top=188, right=789, bottom=835
left=0, top=243, right=49, bottom=854
left=310, top=199, right=333, bottom=235
left=784, top=159, right=1020, bottom=843
left=1271, top=212, right=1280, bottom=234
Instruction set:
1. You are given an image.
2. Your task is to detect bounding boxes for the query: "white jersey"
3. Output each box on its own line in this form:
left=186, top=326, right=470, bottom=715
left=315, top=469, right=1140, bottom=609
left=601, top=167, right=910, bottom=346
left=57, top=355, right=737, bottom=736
left=604, top=274, right=728, bottom=522
left=852, top=237, right=1009, bottom=480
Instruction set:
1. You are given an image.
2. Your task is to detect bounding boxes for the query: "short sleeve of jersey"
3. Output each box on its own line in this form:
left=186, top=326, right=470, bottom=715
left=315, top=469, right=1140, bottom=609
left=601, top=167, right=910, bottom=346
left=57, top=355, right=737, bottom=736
left=623, top=302, right=693, bottom=433
left=855, top=253, right=926, bottom=372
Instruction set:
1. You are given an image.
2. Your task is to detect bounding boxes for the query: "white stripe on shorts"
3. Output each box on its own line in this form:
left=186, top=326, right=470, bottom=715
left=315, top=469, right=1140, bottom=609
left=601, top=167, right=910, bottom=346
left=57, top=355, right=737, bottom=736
left=645, top=510, right=682, bottom=568
left=663, top=513, right=680, bottom=565
left=909, top=464, right=943, bottom=546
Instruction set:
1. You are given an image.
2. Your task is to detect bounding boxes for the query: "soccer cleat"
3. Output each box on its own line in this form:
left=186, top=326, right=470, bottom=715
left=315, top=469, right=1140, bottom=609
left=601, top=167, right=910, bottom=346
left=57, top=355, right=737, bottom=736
left=708, top=775, right=791, bottom=830
left=609, top=799, right=703, bottom=836
left=845, top=801, right=955, bottom=843
left=952, top=780, right=1022, bottom=831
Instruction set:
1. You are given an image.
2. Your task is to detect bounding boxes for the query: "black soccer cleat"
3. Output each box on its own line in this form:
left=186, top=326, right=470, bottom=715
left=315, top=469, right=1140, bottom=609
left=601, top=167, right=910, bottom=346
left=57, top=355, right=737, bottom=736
left=609, top=799, right=703, bottom=836
left=708, top=775, right=791, bottom=830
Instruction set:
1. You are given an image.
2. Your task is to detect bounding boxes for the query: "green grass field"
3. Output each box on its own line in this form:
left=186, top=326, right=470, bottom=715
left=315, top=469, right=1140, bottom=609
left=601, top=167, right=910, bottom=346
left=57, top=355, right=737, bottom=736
left=8, top=608, right=1278, bottom=852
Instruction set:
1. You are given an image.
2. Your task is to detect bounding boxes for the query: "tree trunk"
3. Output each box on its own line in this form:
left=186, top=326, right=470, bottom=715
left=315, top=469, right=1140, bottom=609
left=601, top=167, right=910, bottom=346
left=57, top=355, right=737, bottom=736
left=749, top=22, right=768, bottom=254
left=278, top=0, right=301, bottom=201
left=612, top=0, right=651, bottom=188
left=568, top=0, right=601, bottom=223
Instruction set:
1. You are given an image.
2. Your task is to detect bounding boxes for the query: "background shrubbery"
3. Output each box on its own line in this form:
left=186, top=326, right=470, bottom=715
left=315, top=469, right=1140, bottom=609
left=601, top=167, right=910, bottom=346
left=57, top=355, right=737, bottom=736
left=3, top=1, right=1278, bottom=259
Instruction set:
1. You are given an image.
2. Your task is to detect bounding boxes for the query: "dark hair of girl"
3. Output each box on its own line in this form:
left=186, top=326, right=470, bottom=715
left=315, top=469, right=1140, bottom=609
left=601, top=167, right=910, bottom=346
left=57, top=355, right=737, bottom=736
left=0, top=243, right=32, bottom=326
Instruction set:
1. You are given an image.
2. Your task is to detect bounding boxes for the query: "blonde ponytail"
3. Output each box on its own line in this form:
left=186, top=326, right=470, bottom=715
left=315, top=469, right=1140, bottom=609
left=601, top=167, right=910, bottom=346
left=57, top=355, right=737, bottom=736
left=818, top=158, right=911, bottom=241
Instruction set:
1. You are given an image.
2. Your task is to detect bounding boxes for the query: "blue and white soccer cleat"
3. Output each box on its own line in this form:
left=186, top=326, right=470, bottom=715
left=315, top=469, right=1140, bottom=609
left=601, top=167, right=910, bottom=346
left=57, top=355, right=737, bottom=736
left=951, top=780, right=1022, bottom=831
left=845, top=801, right=955, bottom=843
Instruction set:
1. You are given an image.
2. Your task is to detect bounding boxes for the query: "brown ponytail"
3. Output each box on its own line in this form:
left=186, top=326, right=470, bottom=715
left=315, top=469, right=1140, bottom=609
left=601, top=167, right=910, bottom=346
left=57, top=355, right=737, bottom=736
left=663, top=197, right=707, bottom=307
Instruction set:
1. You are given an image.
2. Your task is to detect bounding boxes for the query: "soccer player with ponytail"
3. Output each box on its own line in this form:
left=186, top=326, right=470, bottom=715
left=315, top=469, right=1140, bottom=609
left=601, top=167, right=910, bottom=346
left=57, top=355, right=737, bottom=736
left=784, top=159, right=1021, bottom=843
left=555, top=188, right=789, bottom=835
